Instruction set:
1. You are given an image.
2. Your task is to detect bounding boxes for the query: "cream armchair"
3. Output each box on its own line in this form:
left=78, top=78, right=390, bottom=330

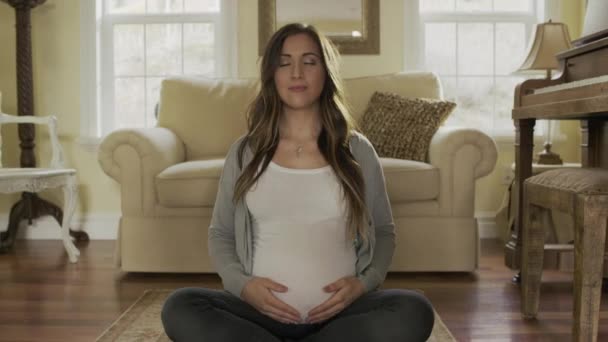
left=98, top=72, right=498, bottom=273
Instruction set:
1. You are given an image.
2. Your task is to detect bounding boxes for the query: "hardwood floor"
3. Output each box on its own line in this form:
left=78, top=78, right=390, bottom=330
left=0, top=239, right=606, bottom=341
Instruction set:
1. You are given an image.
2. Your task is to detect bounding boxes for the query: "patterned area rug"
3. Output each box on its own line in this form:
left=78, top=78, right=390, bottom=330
left=96, top=289, right=457, bottom=341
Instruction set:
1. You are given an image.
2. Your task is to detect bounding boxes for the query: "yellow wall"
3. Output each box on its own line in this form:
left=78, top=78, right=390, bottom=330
left=0, top=0, right=587, bottom=223
left=0, top=2, right=19, bottom=210
left=555, top=0, right=585, bottom=161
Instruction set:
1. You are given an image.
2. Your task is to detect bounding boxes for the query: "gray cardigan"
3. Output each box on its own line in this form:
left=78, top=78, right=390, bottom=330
left=208, top=131, right=396, bottom=298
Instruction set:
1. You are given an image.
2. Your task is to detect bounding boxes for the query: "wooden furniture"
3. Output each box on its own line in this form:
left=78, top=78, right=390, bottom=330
left=0, top=110, right=80, bottom=263
left=0, top=0, right=88, bottom=252
left=498, top=163, right=581, bottom=269
left=521, top=168, right=608, bottom=342
left=514, top=20, right=573, bottom=165
left=505, top=32, right=608, bottom=273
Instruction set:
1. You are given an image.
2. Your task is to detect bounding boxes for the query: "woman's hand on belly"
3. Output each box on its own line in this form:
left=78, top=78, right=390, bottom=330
left=241, top=276, right=302, bottom=324
left=305, top=276, right=366, bottom=324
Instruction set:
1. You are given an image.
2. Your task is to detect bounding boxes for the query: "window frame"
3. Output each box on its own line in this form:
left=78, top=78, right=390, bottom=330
left=404, top=0, right=551, bottom=140
left=79, top=0, right=237, bottom=145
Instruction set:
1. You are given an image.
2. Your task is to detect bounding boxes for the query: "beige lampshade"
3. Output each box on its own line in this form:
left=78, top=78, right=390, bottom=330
left=516, top=20, right=572, bottom=73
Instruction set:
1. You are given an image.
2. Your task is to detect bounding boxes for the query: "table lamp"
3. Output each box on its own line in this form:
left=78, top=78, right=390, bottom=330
left=515, top=20, right=572, bottom=165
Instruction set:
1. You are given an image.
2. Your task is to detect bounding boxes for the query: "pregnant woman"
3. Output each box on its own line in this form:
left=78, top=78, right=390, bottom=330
left=161, top=23, right=435, bottom=342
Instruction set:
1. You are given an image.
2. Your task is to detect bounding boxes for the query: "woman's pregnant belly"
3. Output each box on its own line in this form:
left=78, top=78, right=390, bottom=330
left=251, top=219, right=356, bottom=323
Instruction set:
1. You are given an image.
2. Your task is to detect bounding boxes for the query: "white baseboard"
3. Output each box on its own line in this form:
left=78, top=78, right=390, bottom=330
left=476, top=211, right=498, bottom=239
left=0, top=213, right=120, bottom=240
left=0, top=211, right=499, bottom=240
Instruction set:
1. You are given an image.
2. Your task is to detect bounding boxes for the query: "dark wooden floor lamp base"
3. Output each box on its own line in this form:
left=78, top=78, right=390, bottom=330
left=0, top=0, right=89, bottom=252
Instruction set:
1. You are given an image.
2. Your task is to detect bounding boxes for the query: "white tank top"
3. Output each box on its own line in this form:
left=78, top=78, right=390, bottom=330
left=245, top=161, right=357, bottom=323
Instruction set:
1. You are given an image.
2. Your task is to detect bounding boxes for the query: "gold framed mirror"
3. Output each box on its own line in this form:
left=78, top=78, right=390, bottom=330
left=258, top=0, right=380, bottom=55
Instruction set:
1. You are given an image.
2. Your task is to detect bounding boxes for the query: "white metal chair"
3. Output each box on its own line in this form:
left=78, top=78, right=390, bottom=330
left=0, top=98, right=79, bottom=263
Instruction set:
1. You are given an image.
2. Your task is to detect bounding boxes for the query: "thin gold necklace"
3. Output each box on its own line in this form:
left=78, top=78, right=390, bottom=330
left=296, top=144, right=304, bottom=158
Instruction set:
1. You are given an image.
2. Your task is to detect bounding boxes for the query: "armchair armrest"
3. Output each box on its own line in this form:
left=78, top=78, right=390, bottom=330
left=98, top=127, right=185, bottom=216
left=428, top=127, right=498, bottom=216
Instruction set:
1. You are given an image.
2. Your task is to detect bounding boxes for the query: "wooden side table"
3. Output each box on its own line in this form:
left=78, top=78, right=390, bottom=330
left=500, top=163, right=581, bottom=275
left=0, top=113, right=80, bottom=263
left=0, top=170, right=80, bottom=262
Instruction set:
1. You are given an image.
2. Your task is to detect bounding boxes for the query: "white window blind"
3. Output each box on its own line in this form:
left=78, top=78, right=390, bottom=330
left=80, top=0, right=236, bottom=140
left=411, top=0, right=543, bottom=137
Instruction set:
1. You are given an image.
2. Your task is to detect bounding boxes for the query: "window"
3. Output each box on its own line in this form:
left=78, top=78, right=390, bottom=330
left=80, top=0, right=236, bottom=140
left=408, top=0, right=543, bottom=137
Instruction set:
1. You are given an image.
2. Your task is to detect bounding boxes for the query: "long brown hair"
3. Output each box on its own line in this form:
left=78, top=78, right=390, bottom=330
left=234, top=23, right=368, bottom=246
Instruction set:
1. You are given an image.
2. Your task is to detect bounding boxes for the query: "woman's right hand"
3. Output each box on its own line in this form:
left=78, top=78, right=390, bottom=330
left=241, top=277, right=302, bottom=324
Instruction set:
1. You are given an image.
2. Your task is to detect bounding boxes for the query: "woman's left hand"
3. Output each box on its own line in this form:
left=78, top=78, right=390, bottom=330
left=306, top=276, right=365, bottom=324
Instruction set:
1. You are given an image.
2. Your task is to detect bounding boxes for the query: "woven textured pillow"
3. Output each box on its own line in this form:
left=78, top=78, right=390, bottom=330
left=359, top=92, right=456, bottom=162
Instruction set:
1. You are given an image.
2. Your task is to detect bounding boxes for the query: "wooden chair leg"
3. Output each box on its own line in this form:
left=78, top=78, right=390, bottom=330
left=573, top=196, right=607, bottom=342
left=521, top=200, right=546, bottom=319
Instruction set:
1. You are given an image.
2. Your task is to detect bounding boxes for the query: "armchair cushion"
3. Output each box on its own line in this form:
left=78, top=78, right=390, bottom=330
left=156, top=159, right=224, bottom=208
left=157, top=78, right=257, bottom=160
left=344, top=72, right=443, bottom=121
left=359, top=92, right=455, bottom=162
left=157, top=156, right=439, bottom=209
left=380, top=158, right=439, bottom=202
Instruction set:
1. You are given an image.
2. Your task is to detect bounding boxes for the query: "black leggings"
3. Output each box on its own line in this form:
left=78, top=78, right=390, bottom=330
left=161, top=287, right=435, bottom=342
